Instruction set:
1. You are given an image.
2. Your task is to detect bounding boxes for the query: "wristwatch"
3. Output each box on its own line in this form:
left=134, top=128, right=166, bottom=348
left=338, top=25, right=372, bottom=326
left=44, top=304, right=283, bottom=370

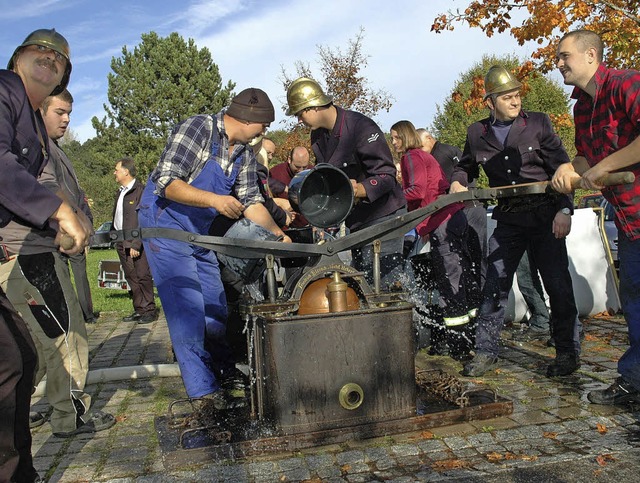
left=560, top=207, right=571, bottom=215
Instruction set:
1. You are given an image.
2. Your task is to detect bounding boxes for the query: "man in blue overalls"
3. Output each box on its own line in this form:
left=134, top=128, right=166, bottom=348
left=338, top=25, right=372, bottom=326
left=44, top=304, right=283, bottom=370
left=138, top=88, right=290, bottom=411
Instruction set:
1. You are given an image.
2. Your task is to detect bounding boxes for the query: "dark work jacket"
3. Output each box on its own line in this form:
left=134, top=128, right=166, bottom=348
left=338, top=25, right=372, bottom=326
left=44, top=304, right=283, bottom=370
left=112, top=179, right=145, bottom=250
left=452, top=110, right=573, bottom=225
left=311, top=106, right=405, bottom=230
left=431, top=141, right=462, bottom=185
left=0, top=70, right=62, bottom=229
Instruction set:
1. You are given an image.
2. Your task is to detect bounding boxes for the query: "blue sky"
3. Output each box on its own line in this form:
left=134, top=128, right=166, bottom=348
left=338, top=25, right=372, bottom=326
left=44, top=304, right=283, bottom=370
left=0, top=0, right=557, bottom=143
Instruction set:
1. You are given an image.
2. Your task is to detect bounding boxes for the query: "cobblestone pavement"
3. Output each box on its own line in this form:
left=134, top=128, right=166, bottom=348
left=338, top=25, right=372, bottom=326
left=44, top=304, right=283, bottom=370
left=30, top=312, right=640, bottom=482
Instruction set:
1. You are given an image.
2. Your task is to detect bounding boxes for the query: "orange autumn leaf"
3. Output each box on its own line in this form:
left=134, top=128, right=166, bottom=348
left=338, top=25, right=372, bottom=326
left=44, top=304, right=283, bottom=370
left=543, top=431, right=558, bottom=439
left=596, top=454, right=616, bottom=466
left=596, top=423, right=608, bottom=434
left=486, top=451, right=504, bottom=462
left=420, top=430, right=436, bottom=439
left=432, top=459, right=469, bottom=471
left=521, top=454, right=539, bottom=461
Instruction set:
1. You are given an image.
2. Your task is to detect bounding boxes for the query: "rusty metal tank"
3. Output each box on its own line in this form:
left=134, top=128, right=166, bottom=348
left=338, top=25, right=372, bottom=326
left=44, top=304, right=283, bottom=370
left=252, top=299, right=416, bottom=435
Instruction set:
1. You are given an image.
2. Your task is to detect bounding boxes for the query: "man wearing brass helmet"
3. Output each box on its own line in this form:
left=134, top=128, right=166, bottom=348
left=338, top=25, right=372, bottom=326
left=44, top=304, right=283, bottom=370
left=0, top=28, right=90, bottom=483
left=285, top=77, right=407, bottom=288
left=450, top=65, right=579, bottom=378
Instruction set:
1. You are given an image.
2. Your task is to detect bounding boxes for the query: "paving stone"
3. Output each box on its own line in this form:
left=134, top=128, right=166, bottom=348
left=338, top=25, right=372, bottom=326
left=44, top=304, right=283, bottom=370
left=280, top=466, right=312, bottom=481
left=450, top=447, right=479, bottom=459
left=466, top=432, right=496, bottom=446
left=314, top=465, right=344, bottom=479
left=391, top=443, right=421, bottom=457
left=443, top=435, right=472, bottom=450
left=416, top=439, right=447, bottom=453
left=336, top=449, right=366, bottom=465
left=492, top=428, right=526, bottom=442
left=305, top=453, right=336, bottom=470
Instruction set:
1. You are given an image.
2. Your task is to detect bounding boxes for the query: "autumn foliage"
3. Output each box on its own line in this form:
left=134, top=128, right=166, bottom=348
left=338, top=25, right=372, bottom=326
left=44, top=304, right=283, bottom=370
left=432, top=0, right=640, bottom=72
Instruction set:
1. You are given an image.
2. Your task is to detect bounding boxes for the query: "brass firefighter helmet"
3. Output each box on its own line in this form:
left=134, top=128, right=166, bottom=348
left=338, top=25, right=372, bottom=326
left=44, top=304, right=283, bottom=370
left=483, top=65, right=522, bottom=101
left=7, top=28, right=72, bottom=96
left=285, top=77, right=333, bottom=116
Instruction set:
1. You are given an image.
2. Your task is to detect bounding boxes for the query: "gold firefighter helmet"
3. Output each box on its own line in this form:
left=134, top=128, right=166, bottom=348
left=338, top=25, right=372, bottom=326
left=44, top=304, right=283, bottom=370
left=285, top=77, right=333, bottom=116
left=483, top=65, right=522, bottom=100
left=7, top=28, right=72, bottom=96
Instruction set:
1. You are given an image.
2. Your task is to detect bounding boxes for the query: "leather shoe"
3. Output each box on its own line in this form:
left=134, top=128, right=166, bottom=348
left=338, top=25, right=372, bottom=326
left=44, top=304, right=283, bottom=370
left=461, top=353, right=498, bottom=377
left=123, top=312, right=141, bottom=322
left=138, top=312, right=158, bottom=324
left=588, top=377, right=640, bottom=405
left=29, top=411, right=46, bottom=429
left=546, top=352, right=580, bottom=377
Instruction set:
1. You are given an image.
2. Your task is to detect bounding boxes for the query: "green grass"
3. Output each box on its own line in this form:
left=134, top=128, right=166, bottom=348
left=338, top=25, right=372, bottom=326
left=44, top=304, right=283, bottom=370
left=85, top=248, right=161, bottom=315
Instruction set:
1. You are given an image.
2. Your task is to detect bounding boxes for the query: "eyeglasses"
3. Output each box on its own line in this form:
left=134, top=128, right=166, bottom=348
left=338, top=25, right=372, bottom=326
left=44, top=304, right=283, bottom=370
left=32, top=44, right=66, bottom=64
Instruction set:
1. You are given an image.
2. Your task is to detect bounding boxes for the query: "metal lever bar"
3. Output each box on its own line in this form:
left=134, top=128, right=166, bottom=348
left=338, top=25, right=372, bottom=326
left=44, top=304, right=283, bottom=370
left=89, top=173, right=634, bottom=259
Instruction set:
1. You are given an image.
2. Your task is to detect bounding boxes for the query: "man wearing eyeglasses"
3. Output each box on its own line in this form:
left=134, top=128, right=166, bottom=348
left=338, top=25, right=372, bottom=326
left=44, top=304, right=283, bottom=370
left=0, top=28, right=91, bottom=483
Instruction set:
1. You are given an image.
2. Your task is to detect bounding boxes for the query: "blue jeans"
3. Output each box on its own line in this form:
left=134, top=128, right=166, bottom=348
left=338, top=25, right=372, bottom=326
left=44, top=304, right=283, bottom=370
left=617, top=233, right=640, bottom=391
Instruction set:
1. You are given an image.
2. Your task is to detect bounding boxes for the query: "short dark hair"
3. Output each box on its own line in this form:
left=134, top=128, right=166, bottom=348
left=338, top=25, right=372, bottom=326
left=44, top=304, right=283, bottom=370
left=117, top=157, right=137, bottom=177
left=560, top=29, right=604, bottom=62
left=41, top=88, right=73, bottom=113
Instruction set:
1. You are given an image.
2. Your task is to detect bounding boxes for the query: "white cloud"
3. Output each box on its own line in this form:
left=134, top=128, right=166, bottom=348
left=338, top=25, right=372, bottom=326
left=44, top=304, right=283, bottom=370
left=4, top=0, right=566, bottom=143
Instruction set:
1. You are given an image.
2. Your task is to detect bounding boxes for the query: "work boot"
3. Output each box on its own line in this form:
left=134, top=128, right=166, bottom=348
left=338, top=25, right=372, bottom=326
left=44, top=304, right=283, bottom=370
left=546, top=352, right=580, bottom=377
left=219, top=367, right=249, bottom=398
left=427, top=325, right=449, bottom=356
left=587, top=377, right=640, bottom=405
left=461, top=353, right=498, bottom=377
left=29, top=411, right=46, bottom=429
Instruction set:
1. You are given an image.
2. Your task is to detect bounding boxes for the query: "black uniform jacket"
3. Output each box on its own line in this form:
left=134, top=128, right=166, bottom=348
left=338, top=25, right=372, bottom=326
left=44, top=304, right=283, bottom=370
left=311, top=106, right=405, bottom=231
left=0, top=70, right=62, bottom=228
left=452, top=111, right=573, bottom=224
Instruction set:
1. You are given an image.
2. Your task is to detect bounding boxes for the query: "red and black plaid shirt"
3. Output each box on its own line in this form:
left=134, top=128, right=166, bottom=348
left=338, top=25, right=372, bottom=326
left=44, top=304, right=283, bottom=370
left=573, top=63, right=640, bottom=240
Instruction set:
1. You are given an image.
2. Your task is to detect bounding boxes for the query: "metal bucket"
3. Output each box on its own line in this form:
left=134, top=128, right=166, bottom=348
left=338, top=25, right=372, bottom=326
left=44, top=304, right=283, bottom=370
left=288, top=164, right=353, bottom=228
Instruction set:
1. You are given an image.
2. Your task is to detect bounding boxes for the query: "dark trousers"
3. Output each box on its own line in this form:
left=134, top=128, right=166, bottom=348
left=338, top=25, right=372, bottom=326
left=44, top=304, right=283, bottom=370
left=116, top=244, right=156, bottom=316
left=475, top=219, right=578, bottom=357
left=0, top=291, right=37, bottom=483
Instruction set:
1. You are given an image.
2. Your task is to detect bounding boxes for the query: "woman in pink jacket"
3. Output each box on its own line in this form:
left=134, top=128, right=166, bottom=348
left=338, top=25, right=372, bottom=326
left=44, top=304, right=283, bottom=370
left=390, top=120, right=481, bottom=361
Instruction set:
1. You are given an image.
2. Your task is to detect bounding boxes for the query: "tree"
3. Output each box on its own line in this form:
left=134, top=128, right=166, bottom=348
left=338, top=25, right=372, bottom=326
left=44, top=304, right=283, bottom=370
left=430, top=55, right=575, bottom=188
left=92, top=31, right=235, bottom=176
left=279, top=28, right=394, bottom=156
left=432, top=1, right=640, bottom=72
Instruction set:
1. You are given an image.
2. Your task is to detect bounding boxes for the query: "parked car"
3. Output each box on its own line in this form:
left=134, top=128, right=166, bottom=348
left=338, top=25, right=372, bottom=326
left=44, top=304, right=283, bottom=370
left=90, top=221, right=115, bottom=249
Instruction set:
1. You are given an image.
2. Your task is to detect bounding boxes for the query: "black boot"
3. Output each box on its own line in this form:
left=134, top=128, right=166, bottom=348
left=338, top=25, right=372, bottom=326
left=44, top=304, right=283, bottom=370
left=546, top=352, right=580, bottom=377
left=428, top=325, right=449, bottom=356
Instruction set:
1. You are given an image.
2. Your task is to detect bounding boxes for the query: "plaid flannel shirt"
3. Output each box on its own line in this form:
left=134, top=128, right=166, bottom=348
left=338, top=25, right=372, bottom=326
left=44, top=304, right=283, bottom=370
left=572, top=63, right=640, bottom=240
left=149, top=111, right=263, bottom=207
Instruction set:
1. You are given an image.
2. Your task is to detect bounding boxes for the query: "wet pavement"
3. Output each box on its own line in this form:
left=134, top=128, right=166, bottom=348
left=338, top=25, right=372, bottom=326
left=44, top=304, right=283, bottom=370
left=30, top=311, right=640, bottom=482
